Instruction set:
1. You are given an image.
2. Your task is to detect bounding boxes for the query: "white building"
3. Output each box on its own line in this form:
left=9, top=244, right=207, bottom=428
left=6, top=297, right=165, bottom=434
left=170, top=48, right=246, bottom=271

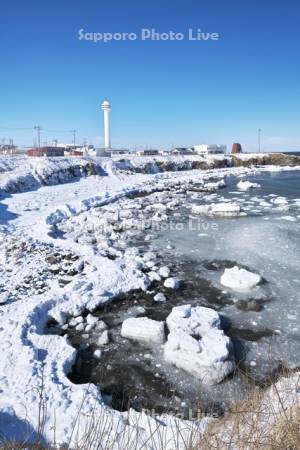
left=194, top=144, right=227, bottom=155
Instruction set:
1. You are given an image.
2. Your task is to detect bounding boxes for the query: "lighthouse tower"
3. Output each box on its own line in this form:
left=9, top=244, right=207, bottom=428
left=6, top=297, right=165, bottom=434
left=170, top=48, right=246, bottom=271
left=101, top=99, right=111, bottom=149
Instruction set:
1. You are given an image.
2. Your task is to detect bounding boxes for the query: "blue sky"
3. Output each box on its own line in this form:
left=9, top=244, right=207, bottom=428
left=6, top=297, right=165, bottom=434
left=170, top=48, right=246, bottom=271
left=0, top=0, right=300, bottom=151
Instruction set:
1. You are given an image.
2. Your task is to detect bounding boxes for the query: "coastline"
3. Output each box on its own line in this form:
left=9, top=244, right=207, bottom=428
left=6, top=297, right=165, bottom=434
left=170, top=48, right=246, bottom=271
left=0, top=154, right=300, bottom=448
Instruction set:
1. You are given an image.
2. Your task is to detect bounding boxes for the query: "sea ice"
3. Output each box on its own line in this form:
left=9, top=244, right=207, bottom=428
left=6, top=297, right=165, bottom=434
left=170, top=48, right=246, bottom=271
left=154, top=293, right=167, bottom=302
left=191, top=202, right=241, bottom=217
left=164, top=305, right=235, bottom=385
left=237, top=180, right=261, bottom=191
left=98, top=330, right=110, bottom=346
left=220, top=266, right=262, bottom=291
left=164, top=277, right=181, bottom=290
left=121, top=317, right=166, bottom=345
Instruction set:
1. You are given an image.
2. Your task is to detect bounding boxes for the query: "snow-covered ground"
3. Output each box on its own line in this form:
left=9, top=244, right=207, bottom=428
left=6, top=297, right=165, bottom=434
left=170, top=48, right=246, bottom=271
left=0, top=155, right=300, bottom=448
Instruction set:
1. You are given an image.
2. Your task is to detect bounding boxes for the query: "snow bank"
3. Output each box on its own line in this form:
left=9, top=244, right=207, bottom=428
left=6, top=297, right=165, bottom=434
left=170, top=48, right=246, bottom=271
left=0, top=156, right=107, bottom=194
left=221, top=266, right=262, bottom=291
left=164, top=305, right=235, bottom=385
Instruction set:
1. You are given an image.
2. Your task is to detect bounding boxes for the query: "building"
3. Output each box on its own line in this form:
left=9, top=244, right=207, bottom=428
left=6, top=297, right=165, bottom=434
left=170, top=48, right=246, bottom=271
left=193, top=144, right=227, bottom=155
left=27, top=147, right=65, bottom=157
left=0, top=144, right=18, bottom=155
left=105, top=149, right=130, bottom=157
left=136, top=149, right=160, bottom=156
left=231, top=143, right=243, bottom=154
left=171, top=147, right=195, bottom=155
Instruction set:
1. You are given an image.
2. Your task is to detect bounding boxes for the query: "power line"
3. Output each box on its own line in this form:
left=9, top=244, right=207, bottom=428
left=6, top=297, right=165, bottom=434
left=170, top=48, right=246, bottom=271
left=0, top=126, right=34, bottom=131
left=0, top=126, right=76, bottom=133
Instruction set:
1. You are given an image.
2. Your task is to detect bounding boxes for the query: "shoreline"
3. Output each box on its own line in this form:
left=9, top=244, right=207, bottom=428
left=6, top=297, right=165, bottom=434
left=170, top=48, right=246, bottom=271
left=0, top=156, right=300, bottom=448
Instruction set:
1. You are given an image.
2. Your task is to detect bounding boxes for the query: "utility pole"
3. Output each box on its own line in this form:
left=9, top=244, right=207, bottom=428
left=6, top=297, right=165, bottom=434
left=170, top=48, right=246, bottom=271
left=258, top=128, right=262, bottom=153
left=71, top=129, right=77, bottom=147
left=34, top=126, right=42, bottom=148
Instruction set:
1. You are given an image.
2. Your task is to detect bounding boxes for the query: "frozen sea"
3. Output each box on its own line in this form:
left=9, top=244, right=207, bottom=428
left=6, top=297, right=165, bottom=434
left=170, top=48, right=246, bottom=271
left=151, top=171, right=300, bottom=372
left=63, top=170, right=300, bottom=417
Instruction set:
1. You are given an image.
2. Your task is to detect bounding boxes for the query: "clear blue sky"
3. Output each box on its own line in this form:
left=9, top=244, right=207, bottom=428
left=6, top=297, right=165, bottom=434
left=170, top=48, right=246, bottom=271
left=0, top=0, right=300, bottom=151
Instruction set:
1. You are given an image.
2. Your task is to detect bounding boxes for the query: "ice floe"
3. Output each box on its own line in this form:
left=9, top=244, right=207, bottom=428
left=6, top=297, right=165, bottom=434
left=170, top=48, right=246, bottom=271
left=121, top=317, right=166, bottom=345
left=237, top=180, right=261, bottom=191
left=164, top=305, right=235, bottom=385
left=220, top=266, right=262, bottom=291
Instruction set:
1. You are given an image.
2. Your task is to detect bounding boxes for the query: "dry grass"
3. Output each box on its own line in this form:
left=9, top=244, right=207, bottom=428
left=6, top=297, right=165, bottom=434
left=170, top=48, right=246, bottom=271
left=199, top=370, right=300, bottom=450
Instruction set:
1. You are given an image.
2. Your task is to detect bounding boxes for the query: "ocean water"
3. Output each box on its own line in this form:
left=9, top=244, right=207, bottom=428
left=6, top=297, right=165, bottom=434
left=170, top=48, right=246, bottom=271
left=151, top=171, right=300, bottom=373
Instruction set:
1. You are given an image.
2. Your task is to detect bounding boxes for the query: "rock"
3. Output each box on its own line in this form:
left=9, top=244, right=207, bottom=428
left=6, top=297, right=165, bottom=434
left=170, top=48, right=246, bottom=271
left=46, top=255, right=57, bottom=265
left=164, top=305, right=235, bottom=385
left=58, top=277, right=73, bottom=286
left=154, top=293, right=166, bottom=303
left=221, top=266, right=262, bottom=291
left=236, top=299, right=263, bottom=312
left=237, top=180, right=261, bottom=191
left=98, top=330, right=110, bottom=346
left=49, top=265, right=60, bottom=275
left=121, top=317, right=166, bottom=345
left=164, top=277, right=181, bottom=290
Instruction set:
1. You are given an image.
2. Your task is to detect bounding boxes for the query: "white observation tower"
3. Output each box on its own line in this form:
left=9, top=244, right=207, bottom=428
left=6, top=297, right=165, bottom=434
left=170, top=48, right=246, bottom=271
left=101, top=99, right=112, bottom=149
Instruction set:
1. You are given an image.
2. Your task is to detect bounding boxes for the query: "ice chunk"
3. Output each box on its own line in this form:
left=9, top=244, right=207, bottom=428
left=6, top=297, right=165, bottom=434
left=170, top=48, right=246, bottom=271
left=220, top=266, right=262, bottom=291
left=210, top=203, right=241, bottom=217
left=121, top=317, right=166, bottom=345
left=164, top=277, right=181, bottom=290
left=237, top=180, right=261, bottom=191
left=164, top=305, right=235, bottom=385
left=158, top=266, right=170, bottom=278
left=192, top=202, right=241, bottom=217
left=154, top=293, right=166, bottom=302
left=98, top=330, right=110, bottom=346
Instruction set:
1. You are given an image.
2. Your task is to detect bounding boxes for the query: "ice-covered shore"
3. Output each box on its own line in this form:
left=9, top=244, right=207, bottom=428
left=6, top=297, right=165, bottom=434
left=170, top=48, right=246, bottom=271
left=0, top=154, right=300, bottom=448
left=1, top=152, right=300, bottom=195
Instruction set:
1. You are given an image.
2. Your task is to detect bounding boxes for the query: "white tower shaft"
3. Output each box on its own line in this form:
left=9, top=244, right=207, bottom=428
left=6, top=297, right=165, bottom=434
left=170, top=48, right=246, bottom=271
left=103, top=109, right=111, bottom=148
left=101, top=99, right=112, bottom=149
